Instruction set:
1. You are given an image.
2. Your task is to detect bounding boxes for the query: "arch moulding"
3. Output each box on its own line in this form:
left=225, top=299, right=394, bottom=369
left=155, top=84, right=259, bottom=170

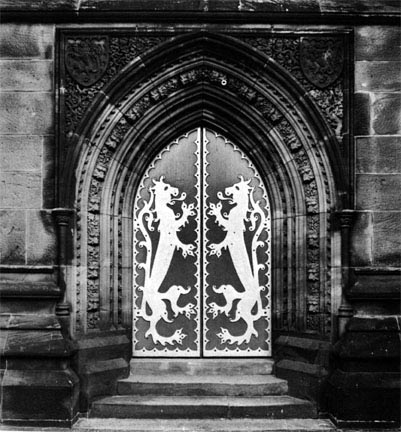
left=57, top=30, right=350, bottom=346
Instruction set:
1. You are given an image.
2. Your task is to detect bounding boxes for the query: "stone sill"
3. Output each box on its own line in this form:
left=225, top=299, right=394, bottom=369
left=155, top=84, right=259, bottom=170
left=1, top=0, right=400, bottom=24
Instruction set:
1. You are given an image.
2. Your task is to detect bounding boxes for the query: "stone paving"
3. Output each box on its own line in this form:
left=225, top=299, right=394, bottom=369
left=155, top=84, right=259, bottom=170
left=0, top=419, right=400, bottom=432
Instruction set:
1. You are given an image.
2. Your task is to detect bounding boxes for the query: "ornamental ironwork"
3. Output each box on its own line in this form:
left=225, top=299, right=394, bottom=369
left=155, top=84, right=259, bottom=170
left=133, top=128, right=271, bottom=357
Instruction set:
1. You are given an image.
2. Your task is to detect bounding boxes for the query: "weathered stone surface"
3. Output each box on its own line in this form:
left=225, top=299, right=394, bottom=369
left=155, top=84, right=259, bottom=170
left=373, top=211, right=401, bottom=266
left=320, top=0, right=401, bottom=14
left=327, top=313, right=401, bottom=426
left=356, top=136, right=401, bottom=174
left=42, top=135, right=55, bottom=208
left=335, top=330, right=400, bottom=361
left=74, top=331, right=131, bottom=371
left=274, top=336, right=330, bottom=368
left=0, top=60, right=53, bottom=91
left=326, top=370, right=400, bottom=426
left=350, top=211, right=373, bottom=267
left=371, top=93, right=401, bottom=135
left=0, top=0, right=79, bottom=11
left=2, top=329, right=70, bottom=356
left=0, top=171, right=41, bottom=208
left=80, top=0, right=203, bottom=10
left=26, top=210, right=56, bottom=265
left=0, top=24, right=54, bottom=59
left=117, top=374, right=288, bottom=397
left=0, top=281, right=60, bottom=299
left=355, top=61, right=401, bottom=92
left=1, top=368, right=79, bottom=424
left=0, top=210, right=26, bottom=265
left=348, top=269, right=400, bottom=301
left=353, top=92, right=371, bottom=136
left=208, top=0, right=320, bottom=12
left=0, top=313, right=60, bottom=330
left=131, top=359, right=273, bottom=376
left=1, top=0, right=400, bottom=15
left=72, top=330, right=130, bottom=411
left=275, top=359, right=327, bottom=406
left=0, top=135, right=43, bottom=172
left=0, top=92, right=54, bottom=135
left=90, top=394, right=317, bottom=420
left=356, top=174, right=401, bottom=210
left=356, top=26, right=401, bottom=61
left=348, top=315, right=401, bottom=333
left=80, top=358, right=129, bottom=410
left=74, top=417, right=338, bottom=432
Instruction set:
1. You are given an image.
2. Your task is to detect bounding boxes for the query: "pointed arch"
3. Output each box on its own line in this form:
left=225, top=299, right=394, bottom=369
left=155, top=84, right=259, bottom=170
left=59, top=32, right=345, bottom=338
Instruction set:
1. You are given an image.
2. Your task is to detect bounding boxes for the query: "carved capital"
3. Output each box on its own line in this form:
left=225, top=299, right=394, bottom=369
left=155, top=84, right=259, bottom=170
left=337, top=209, right=356, bottom=228
left=53, top=208, right=74, bottom=227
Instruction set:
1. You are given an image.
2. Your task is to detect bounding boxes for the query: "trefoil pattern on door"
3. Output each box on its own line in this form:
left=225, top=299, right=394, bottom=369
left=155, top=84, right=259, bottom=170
left=133, top=128, right=271, bottom=357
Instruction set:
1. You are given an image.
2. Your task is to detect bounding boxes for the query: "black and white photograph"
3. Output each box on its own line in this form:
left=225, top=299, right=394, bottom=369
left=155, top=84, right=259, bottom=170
left=0, top=1, right=400, bottom=431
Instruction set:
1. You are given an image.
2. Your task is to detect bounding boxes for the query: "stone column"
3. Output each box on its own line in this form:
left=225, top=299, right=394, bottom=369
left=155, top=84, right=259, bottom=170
left=337, top=210, right=355, bottom=339
left=53, top=208, right=74, bottom=335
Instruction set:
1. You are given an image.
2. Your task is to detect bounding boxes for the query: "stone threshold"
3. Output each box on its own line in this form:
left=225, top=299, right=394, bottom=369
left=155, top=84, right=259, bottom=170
left=1, top=419, right=400, bottom=432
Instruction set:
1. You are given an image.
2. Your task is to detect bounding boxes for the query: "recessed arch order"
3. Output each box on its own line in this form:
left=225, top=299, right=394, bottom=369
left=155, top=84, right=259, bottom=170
left=61, top=32, right=345, bottom=344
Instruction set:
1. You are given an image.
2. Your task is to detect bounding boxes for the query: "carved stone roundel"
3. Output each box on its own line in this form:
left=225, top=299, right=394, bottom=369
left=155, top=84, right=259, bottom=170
left=300, top=37, right=344, bottom=89
left=65, top=36, right=109, bottom=87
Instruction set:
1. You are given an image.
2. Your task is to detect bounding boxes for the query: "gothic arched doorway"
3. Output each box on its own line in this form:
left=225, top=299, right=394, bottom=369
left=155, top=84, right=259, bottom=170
left=133, top=128, right=271, bottom=357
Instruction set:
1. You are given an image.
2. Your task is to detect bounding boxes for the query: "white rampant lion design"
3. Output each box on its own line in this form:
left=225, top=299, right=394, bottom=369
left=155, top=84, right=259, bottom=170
left=135, top=176, right=196, bottom=346
left=208, top=176, right=268, bottom=345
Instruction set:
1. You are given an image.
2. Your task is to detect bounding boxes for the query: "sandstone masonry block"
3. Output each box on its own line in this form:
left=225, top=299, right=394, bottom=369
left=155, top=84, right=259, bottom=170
left=0, top=135, right=43, bottom=172
left=26, top=210, right=56, bottom=265
left=356, top=136, right=401, bottom=174
left=355, top=62, right=401, bottom=92
left=350, top=211, right=373, bottom=267
left=371, top=93, right=401, bottom=135
left=373, top=211, right=401, bottom=267
left=0, top=210, right=26, bottom=265
left=356, top=174, right=401, bottom=211
left=0, top=92, right=54, bottom=135
left=0, top=172, right=42, bottom=209
left=0, top=60, right=53, bottom=91
left=0, top=24, right=54, bottom=59
left=354, top=92, right=371, bottom=136
left=42, top=135, right=55, bottom=209
left=356, top=26, right=401, bottom=61
left=320, top=0, right=400, bottom=14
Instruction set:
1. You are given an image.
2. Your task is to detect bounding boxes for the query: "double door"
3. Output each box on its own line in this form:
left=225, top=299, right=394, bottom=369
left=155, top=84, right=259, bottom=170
left=133, top=128, right=271, bottom=357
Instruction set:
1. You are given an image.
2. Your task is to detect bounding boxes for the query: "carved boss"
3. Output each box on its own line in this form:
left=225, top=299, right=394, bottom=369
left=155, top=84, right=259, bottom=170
left=65, top=36, right=109, bottom=87
left=300, top=37, right=344, bottom=89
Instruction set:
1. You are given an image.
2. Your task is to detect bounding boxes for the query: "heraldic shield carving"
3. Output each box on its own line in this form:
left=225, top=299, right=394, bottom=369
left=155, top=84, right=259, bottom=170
left=300, top=37, right=344, bottom=89
left=65, top=36, right=109, bottom=87
left=133, top=128, right=271, bottom=357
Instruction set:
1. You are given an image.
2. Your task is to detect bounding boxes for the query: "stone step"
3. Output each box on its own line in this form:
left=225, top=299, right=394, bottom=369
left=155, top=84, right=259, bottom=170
left=130, top=358, right=274, bottom=376
left=75, top=418, right=336, bottom=431
left=90, top=395, right=317, bottom=419
left=117, top=374, right=288, bottom=396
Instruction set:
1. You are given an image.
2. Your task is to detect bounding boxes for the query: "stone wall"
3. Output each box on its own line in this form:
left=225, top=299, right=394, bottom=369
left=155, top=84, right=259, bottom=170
left=0, top=24, right=80, bottom=427
left=324, top=25, right=401, bottom=428
left=0, top=24, right=56, bottom=266
left=352, top=25, right=401, bottom=285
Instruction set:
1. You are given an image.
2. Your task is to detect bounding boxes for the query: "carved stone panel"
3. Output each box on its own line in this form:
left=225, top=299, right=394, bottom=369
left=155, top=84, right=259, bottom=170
left=300, top=37, right=344, bottom=89
left=65, top=36, right=109, bottom=87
